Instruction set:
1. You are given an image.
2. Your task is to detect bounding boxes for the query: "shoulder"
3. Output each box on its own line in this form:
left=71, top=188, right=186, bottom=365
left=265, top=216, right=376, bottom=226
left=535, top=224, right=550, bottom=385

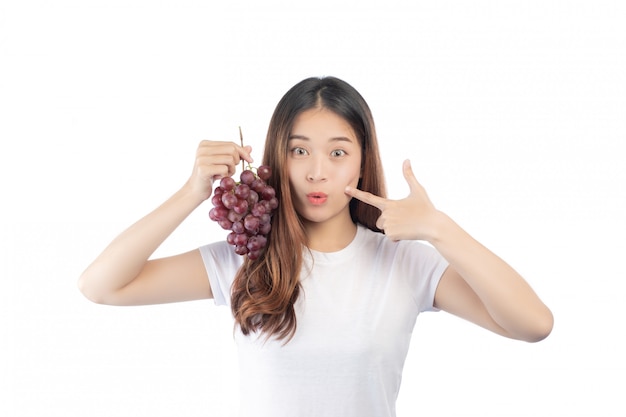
left=199, top=239, right=236, bottom=259
left=198, top=240, right=244, bottom=306
left=199, top=240, right=244, bottom=272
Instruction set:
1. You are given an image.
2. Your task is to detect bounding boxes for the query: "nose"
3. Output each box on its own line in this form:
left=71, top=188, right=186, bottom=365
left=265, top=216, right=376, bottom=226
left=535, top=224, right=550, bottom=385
left=307, top=155, right=327, bottom=182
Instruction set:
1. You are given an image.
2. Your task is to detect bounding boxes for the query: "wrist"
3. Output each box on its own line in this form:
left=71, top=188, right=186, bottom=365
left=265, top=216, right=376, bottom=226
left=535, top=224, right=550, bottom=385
left=177, top=180, right=209, bottom=210
left=426, top=210, right=459, bottom=245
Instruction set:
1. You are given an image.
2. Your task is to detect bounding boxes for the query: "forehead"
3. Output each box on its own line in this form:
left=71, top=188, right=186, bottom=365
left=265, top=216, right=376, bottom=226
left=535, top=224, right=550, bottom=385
left=289, top=108, right=357, bottom=143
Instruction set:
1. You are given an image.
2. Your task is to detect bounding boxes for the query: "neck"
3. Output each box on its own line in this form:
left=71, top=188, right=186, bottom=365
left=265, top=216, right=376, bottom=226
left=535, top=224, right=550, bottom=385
left=302, top=214, right=357, bottom=252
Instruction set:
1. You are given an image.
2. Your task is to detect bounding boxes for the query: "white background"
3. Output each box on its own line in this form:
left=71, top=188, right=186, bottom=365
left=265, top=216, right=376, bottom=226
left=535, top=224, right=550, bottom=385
left=1, top=1, right=624, bottom=416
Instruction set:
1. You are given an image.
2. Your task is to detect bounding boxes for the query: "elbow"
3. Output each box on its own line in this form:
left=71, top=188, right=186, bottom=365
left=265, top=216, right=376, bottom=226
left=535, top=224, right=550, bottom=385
left=77, top=272, right=108, bottom=305
left=500, top=305, right=554, bottom=343
left=77, top=273, right=97, bottom=303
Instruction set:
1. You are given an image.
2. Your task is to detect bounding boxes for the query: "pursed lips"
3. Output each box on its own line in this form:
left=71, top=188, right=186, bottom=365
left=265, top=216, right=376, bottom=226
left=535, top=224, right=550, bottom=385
left=306, top=192, right=328, bottom=205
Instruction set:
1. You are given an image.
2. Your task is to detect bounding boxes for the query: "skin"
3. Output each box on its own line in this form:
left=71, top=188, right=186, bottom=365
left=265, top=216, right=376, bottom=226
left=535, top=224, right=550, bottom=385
left=78, top=108, right=553, bottom=343
left=78, top=141, right=252, bottom=305
left=287, top=107, right=362, bottom=252
left=345, top=161, right=554, bottom=342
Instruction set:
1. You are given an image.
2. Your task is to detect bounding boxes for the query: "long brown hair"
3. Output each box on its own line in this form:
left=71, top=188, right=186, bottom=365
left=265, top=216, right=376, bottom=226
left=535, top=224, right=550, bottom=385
left=230, top=76, right=387, bottom=342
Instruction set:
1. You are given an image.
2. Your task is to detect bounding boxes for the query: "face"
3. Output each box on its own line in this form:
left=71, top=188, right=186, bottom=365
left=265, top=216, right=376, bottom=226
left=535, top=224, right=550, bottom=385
left=287, top=107, right=362, bottom=227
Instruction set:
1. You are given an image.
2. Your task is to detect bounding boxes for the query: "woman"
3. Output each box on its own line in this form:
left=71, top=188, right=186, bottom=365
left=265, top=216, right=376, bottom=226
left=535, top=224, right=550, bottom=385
left=79, top=76, right=553, bottom=417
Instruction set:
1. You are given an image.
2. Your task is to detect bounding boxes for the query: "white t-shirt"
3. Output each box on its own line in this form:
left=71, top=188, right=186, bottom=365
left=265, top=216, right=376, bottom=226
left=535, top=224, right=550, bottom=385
left=199, top=224, right=449, bottom=417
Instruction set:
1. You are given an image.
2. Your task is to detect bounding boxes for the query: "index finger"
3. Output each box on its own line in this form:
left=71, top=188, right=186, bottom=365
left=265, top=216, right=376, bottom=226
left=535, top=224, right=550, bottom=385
left=202, top=140, right=253, bottom=164
left=344, top=186, right=386, bottom=210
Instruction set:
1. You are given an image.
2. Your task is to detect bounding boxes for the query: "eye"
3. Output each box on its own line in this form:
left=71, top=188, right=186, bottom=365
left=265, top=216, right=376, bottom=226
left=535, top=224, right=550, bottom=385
left=330, top=149, right=346, bottom=157
left=290, top=147, right=308, bottom=157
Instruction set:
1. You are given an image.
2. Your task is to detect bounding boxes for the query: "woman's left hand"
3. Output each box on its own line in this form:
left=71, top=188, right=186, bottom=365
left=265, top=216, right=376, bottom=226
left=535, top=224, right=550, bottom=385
left=345, top=159, right=441, bottom=242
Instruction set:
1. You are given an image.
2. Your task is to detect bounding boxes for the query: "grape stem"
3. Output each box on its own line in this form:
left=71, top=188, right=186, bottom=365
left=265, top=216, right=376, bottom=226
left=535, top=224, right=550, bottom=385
left=238, top=126, right=245, bottom=173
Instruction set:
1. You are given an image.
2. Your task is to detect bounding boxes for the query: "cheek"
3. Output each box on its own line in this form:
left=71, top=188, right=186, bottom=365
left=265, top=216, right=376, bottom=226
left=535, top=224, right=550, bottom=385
left=338, top=162, right=362, bottom=187
left=286, top=162, right=302, bottom=186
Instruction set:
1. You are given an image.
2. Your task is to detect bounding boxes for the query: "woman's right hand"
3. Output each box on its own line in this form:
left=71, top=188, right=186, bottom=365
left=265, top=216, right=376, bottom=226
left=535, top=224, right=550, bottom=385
left=186, top=140, right=253, bottom=202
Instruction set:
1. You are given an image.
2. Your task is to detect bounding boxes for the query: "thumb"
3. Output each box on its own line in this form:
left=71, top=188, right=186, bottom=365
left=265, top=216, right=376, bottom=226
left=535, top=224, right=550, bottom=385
left=402, top=159, right=422, bottom=194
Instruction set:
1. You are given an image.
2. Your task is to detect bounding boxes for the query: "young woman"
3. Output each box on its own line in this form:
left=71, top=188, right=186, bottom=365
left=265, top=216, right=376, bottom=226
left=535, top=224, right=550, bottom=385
left=79, top=76, right=553, bottom=417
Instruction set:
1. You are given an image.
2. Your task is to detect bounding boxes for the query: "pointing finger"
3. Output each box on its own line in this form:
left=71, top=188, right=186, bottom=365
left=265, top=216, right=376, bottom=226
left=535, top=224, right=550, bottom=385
left=344, top=186, right=387, bottom=210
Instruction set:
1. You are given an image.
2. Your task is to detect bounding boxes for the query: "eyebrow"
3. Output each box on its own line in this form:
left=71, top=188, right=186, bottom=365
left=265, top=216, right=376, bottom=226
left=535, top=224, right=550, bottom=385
left=288, top=134, right=355, bottom=143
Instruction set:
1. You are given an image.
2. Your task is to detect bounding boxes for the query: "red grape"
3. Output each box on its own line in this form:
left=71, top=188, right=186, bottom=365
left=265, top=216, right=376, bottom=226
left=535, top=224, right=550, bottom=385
left=220, top=177, right=236, bottom=191
left=257, top=165, right=271, bottom=181
left=233, top=199, right=249, bottom=214
left=246, top=236, right=261, bottom=251
left=247, top=190, right=259, bottom=205
left=218, top=218, right=233, bottom=230
left=261, top=186, right=275, bottom=200
left=251, top=202, right=266, bottom=217
left=209, top=160, right=278, bottom=260
left=227, top=210, right=243, bottom=223
left=234, top=183, right=251, bottom=199
left=244, top=215, right=260, bottom=234
left=235, top=245, right=248, bottom=255
left=221, top=193, right=238, bottom=209
left=259, top=222, right=271, bottom=235
left=240, top=170, right=256, bottom=185
left=233, top=233, right=248, bottom=247
left=209, top=206, right=228, bottom=221
left=251, top=178, right=265, bottom=193
left=211, top=194, right=223, bottom=207
left=232, top=221, right=244, bottom=234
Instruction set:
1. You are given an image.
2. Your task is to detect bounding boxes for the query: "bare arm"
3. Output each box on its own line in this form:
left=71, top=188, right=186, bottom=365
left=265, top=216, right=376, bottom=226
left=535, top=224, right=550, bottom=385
left=78, top=140, right=252, bottom=306
left=430, top=214, right=553, bottom=342
left=345, top=159, right=553, bottom=342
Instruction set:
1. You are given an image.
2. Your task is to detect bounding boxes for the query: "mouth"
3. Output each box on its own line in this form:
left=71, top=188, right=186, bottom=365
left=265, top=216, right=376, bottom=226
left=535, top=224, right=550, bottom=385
left=306, top=192, right=328, bottom=205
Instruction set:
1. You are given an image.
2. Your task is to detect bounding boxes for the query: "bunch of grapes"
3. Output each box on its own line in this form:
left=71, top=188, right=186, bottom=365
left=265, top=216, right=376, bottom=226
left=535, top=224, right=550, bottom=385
left=209, top=165, right=278, bottom=260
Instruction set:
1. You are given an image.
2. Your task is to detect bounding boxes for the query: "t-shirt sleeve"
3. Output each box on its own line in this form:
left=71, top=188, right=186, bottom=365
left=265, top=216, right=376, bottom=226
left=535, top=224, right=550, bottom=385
left=398, top=241, right=449, bottom=313
left=198, top=241, right=243, bottom=307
